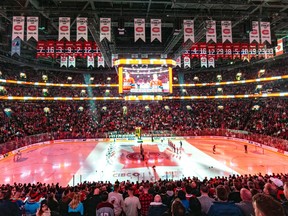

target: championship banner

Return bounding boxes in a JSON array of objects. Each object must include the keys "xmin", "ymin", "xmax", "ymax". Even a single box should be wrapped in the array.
[
  {"xmin": 207, "ymin": 44, "xmax": 215, "ymax": 68},
  {"xmin": 250, "ymin": 21, "xmax": 260, "ymax": 43},
  {"xmin": 100, "ymin": 18, "xmax": 111, "ymax": 42},
  {"xmin": 93, "ymin": 42, "xmax": 101, "ymax": 57},
  {"xmin": 183, "ymin": 20, "xmax": 194, "ymax": 43},
  {"xmin": 98, "ymin": 56, "xmax": 105, "ymax": 67},
  {"xmin": 276, "ymin": 39, "xmax": 284, "ymax": 56},
  {"xmin": 221, "ymin": 21, "xmax": 232, "ymax": 43},
  {"xmin": 134, "ymin": 18, "xmax": 145, "ymax": 42},
  {"xmin": 111, "ymin": 54, "xmax": 118, "ymax": 67},
  {"xmin": 11, "ymin": 38, "xmax": 21, "ymax": 56},
  {"xmin": 151, "ymin": 19, "xmax": 161, "ymax": 42},
  {"xmin": 249, "ymin": 43, "xmax": 257, "ymax": 59},
  {"xmin": 200, "ymin": 56, "xmax": 207, "ymax": 68},
  {"xmin": 46, "ymin": 41, "xmax": 55, "ymax": 58},
  {"xmin": 65, "ymin": 41, "xmax": 74, "ymax": 56},
  {"xmin": 60, "ymin": 56, "xmax": 68, "ymax": 67},
  {"xmin": 208, "ymin": 56, "xmax": 215, "ymax": 68},
  {"xmin": 223, "ymin": 43, "xmax": 232, "ymax": 59},
  {"xmin": 182, "ymin": 50, "xmax": 190, "ymax": 68},
  {"xmin": 27, "ymin": 17, "xmax": 38, "ymax": 41},
  {"xmin": 83, "ymin": 41, "xmax": 93, "ymax": 58},
  {"xmin": 68, "ymin": 55, "xmax": 76, "ymax": 67},
  {"xmin": 74, "ymin": 41, "xmax": 83, "ymax": 58},
  {"xmin": 260, "ymin": 22, "xmax": 271, "ymax": 44},
  {"xmin": 175, "ymin": 56, "xmax": 181, "ymax": 67},
  {"xmin": 258, "ymin": 44, "xmax": 265, "ymax": 59},
  {"xmin": 12, "ymin": 16, "xmax": 25, "ymax": 41},
  {"xmin": 190, "ymin": 43, "xmax": 199, "ymax": 59},
  {"xmin": 233, "ymin": 43, "xmax": 241, "ymax": 59},
  {"xmin": 76, "ymin": 17, "xmax": 88, "ymax": 41},
  {"xmin": 206, "ymin": 20, "xmax": 216, "ymax": 43},
  {"xmin": 58, "ymin": 17, "xmax": 70, "ymax": 41},
  {"xmin": 241, "ymin": 43, "xmax": 249, "ymax": 61},
  {"xmin": 55, "ymin": 41, "xmax": 65, "ymax": 58},
  {"xmin": 216, "ymin": 43, "xmax": 224, "ymax": 59},
  {"xmin": 87, "ymin": 56, "xmax": 94, "ymax": 68},
  {"xmin": 36, "ymin": 41, "xmax": 46, "ymax": 58}
]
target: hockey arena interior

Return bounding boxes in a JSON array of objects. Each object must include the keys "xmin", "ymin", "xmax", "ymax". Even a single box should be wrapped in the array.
[{"xmin": 0, "ymin": 0, "xmax": 288, "ymax": 215}]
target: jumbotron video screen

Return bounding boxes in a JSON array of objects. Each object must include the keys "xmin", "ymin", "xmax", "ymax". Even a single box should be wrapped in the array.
[{"xmin": 121, "ymin": 66, "xmax": 170, "ymax": 94}]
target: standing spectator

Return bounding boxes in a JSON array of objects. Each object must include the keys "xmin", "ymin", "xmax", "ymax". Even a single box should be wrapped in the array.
[
  {"xmin": 236, "ymin": 188, "xmax": 254, "ymax": 216},
  {"xmin": 252, "ymin": 193, "xmax": 285, "ymax": 216},
  {"xmin": 177, "ymin": 190, "xmax": 189, "ymax": 213},
  {"xmin": 96, "ymin": 191, "xmax": 114, "ymax": 216},
  {"xmin": 85, "ymin": 188, "xmax": 102, "ymax": 216},
  {"xmin": 59, "ymin": 188, "xmax": 73, "ymax": 216},
  {"xmin": 188, "ymin": 196, "xmax": 203, "ymax": 216},
  {"xmin": 208, "ymin": 185, "xmax": 243, "ymax": 216},
  {"xmin": 24, "ymin": 192, "xmax": 40, "ymax": 216},
  {"xmin": 36, "ymin": 200, "xmax": 51, "ymax": 216},
  {"xmin": 148, "ymin": 194, "xmax": 168, "ymax": 216},
  {"xmin": 139, "ymin": 183, "xmax": 153, "ymax": 216},
  {"xmin": 124, "ymin": 187, "xmax": 141, "ymax": 216},
  {"xmin": 0, "ymin": 189, "xmax": 21, "ymax": 216},
  {"xmin": 281, "ymin": 182, "xmax": 288, "ymax": 216},
  {"xmin": 47, "ymin": 192, "xmax": 59, "ymax": 214},
  {"xmin": 68, "ymin": 193, "xmax": 84, "ymax": 216},
  {"xmin": 197, "ymin": 184, "xmax": 214, "ymax": 215},
  {"xmin": 108, "ymin": 184, "xmax": 124, "ymax": 216}
]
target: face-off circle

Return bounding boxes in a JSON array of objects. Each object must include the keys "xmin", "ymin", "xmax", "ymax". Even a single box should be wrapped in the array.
[{"xmin": 126, "ymin": 152, "xmax": 169, "ymax": 161}]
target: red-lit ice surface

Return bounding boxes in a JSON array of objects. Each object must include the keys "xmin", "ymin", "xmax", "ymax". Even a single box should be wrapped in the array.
[{"xmin": 1, "ymin": 137, "xmax": 288, "ymax": 185}]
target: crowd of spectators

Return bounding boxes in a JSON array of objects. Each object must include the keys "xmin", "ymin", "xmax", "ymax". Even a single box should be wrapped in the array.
[
  {"xmin": 0, "ymin": 58, "xmax": 287, "ymax": 150},
  {"xmin": 1, "ymin": 172, "xmax": 288, "ymax": 215}
]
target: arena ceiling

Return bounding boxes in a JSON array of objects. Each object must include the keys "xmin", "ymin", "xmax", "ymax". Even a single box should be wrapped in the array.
[{"xmin": 0, "ymin": 0, "xmax": 288, "ymax": 69}]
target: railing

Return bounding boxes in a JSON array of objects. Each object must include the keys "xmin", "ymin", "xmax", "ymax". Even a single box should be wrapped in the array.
[{"xmin": 0, "ymin": 129, "xmax": 287, "ymax": 155}]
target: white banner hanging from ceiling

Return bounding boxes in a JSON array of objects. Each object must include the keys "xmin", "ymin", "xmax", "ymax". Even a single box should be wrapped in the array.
[
  {"xmin": 12, "ymin": 16, "xmax": 25, "ymax": 41},
  {"xmin": 260, "ymin": 22, "xmax": 271, "ymax": 44},
  {"xmin": 250, "ymin": 21, "xmax": 260, "ymax": 43},
  {"xmin": 206, "ymin": 20, "xmax": 216, "ymax": 43},
  {"xmin": 176, "ymin": 56, "xmax": 181, "ymax": 67},
  {"xmin": 60, "ymin": 56, "xmax": 68, "ymax": 67},
  {"xmin": 58, "ymin": 17, "xmax": 70, "ymax": 41},
  {"xmin": 68, "ymin": 55, "xmax": 75, "ymax": 67},
  {"xmin": 134, "ymin": 18, "xmax": 145, "ymax": 42},
  {"xmin": 100, "ymin": 18, "xmax": 111, "ymax": 42},
  {"xmin": 98, "ymin": 56, "xmax": 105, "ymax": 67},
  {"xmin": 221, "ymin": 20, "xmax": 232, "ymax": 43},
  {"xmin": 151, "ymin": 19, "xmax": 161, "ymax": 42},
  {"xmin": 208, "ymin": 56, "xmax": 215, "ymax": 68},
  {"xmin": 27, "ymin": 17, "xmax": 38, "ymax": 41},
  {"xmin": 76, "ymin": 17, "xmax": 88, "ymax": 41},
  {"xmin": 201, "ymin": 56, "xmax": 208, "ymax": 68},
  {"xmin": 183, "ymin": 56, "xmax": 190, "ymax": 68},
  {"xmin": 184, "ymin": 20, "xmax": 194, "ymax": 43},
  {"xmin": 87, "ymin": 56, "xmax": 94, "ymax": 68}
]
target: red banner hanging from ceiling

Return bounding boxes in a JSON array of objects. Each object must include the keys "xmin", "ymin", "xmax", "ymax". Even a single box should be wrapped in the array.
[{"xmin": 36, "ymin": 41, "xmax": 46, "ymax": 58}]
